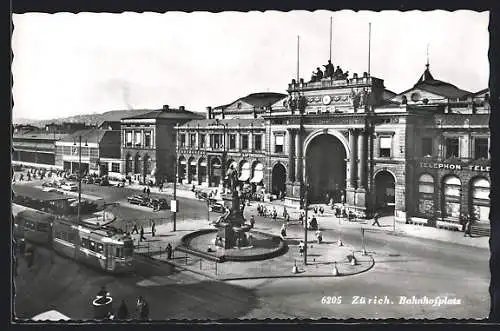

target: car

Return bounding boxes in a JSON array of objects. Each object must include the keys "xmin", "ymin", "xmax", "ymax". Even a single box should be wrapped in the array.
[
  {"xmin": 149, "ymin": 198, "xmax": 169, "ymax": 210},
  {"xmin": 195, "ymin": 190, "xmax": 209, "ymax": 200},
  {"xmin": 42, "ymin": 187, "xmax": 58, "ymax": 193},
  {"xmin": 82, "ymin": 176, "xmax": 94, "ymax": 184},
  {"xmin": 61, "ymin": 182, "xmax": 78, "ymax": 191},
  {"xmin": 127, "ymin": 195, "xmax": 149, "ymax": 206},
  {"xmin": 66, "ymin": 174, "xmax": 78, "ymax": 181},
  {"xmin": 42, "ymin": 181, "xmax": 58, "ymax": 188},
  {"xmin": 209, "ymin": 201, "xmax": 226, "ymax": 213},
  {"xmin": 99, "ymin": 177, "xmax": 110, "ymax": 186},
  {"xmin": 116, "ymin": 181, "xmax": 125, "ymax": 187}
]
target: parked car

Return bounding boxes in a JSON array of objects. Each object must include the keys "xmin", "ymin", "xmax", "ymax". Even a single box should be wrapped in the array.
[
  {"xmin": 116, "ymin": 181, "xmax": 125, "ymax": 187},
  {"xmin": 195, "ymin": 190, "xmax": 209, "ymax": 200},
  {"xmin": 82, "ymin": 176, "xmax": 94, "ymax": 184},
  {"xmin": 42, "ymin": 181, "xmax": 58, "ymax": 188},
  {"xmin": 127, "ymin": 195, "xmax": 149, "ymax": 206},
  {"xmin": 99, "ymin": 177, "xmax": 110, "ymax": 186},
  {"xmin": 149, "ymin": 198, "xmax": 169, "ymax": 210},
  {"xmin": 208, "ymin": 201, "xmax": 226, "ymax": 213},
  {"xmin": 66, "ymin": 174, "xmax": 78, "ymax": 181},
  {"xmin": 42, "ymin": 187, "xmax": 58, "ymax": 193},
  {"xmin": 61, "ymin": 182, "xmax": 78, "ymax": 191}
]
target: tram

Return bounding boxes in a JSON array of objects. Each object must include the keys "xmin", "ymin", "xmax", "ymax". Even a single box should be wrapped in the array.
[{"xmin": 12, "ymin": 203, "xmax": 134, "ymax": 274}]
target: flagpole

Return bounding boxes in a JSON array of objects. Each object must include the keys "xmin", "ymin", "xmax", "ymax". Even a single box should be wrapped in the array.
[
  {"xmin": 329, "ymin": 17, "xmax": 333, "ymax": 62},
  {"xmin": 368, "ymin": 22, "xmax": 372, "ymax": 76},
  {"xmin": 297, "ymin": 35, "xmax": 300, "ymax": 82}
]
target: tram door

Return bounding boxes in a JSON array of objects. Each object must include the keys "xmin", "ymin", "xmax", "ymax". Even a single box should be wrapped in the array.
[{"xmin": 105, "ymin": 245, "xmax": 116, "ymax": 271}]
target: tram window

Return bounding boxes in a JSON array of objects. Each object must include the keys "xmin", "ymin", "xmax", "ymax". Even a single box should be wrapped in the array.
[
  {"xmin": 67, "ymin": 233, "xmax": 77, "ymax": 243},
  {"xmin": 89, "ymin": 240, "xmax": 96, "ymax": 251},
  {"xmin": 96, "ymin": 243, "xmax": 104, "ymax": 253},
  {"xmin": 37, "ymin": 223, "xmax": 50, "ymax": 232},
  {"xmin": 81, "ymin": 238, "xmax": 88, "ymax": 248},
  {"xmin": 115, "ymin": 247, "xmax": 123, "ymax": 258}
]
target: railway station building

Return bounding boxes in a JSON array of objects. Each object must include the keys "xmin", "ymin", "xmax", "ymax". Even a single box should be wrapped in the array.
[{"xmin": 176, "ymin": 62, "xmax": 489, "ymax": 230}]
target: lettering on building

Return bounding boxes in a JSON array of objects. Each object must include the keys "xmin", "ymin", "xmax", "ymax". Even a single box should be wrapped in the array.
[{"xmin": 419, "ymin": 162, "xmax": 490, "ymax": 172}]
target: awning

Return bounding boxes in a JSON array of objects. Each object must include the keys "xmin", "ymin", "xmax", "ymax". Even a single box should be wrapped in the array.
[
  {"xmin": 239, "ymin": 163, "xmax": 251, "ymax": 181},
  {"xmin": 250, "ymin": 163, "xmax": 264, "ymax": 183},
  {"xmin": 179, "ymin": 159, "xmax": 187, "ymax": 165},
  {"xmin": 199, "ymin": 160, "xmax": 207, "ymax": 166},
  {"xmin": 190, "ymin": 160, "xmax": 197, "ymax": 166}
]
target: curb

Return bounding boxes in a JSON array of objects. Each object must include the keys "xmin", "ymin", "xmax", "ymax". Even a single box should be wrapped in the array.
[{"xmin": 146, "ymin": 251, "xmax": 375, "ymax": 282}]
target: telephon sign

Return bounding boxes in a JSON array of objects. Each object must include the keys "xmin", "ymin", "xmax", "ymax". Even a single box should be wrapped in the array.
[{"xmin": 419, "ymin": 162, "xmax": 490, "ymax": 172}]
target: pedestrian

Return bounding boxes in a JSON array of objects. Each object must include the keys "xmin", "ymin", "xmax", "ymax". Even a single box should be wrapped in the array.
[
  {"xmin": 131, "ymin": 223, "xmax": 139, "ymax": 234},
  {"xmin": 464, "ymin": 216, "xmax": 473, "ymax": 237},
  {"xmin": 159, "ymin": 182, "xmax": 163, "ymax": 192},
  {"xmin": 372, "ymin": 211, "xmax": 381, "ymax": 227},
  {"xmin": 151, "ymin": 220, "xmax": 156, "ymax": 237},
  {"xmin": 285, "ymin": 213, "xmax": 290, "ymax": 224},
  {"xmin": 143, "ymin": 187, "xmax": 147, "ymax": 194},
  {"xmin": 139, "ymin": 226, "xmax": 146, "ymax": 242},
  {"xmin": 313, "ymin": 206, "xmax": 318, "ymax": 215},
  {"xmin": 298, "ymin": 212, "xmax": 304, "ymax": 226},
  {"xmin": 309, "ymin": 216, "xmax": 318, "ymax": 230},
  {"xmin": 166, "ymin": 243, "xmax": 173, "ymax": 259},
  {"xmin": 147, "ymin": 187, "xmax": 151, "ymax": 197},
  {"xmin": 319, "ymin": 206, "xmax": 324, "ymax": 215},
  {"xmin": 136, "ymin": 296, "xmax": 149, "ymax": 320},
  {"xmin": 272, "ymin": 208, "xmax": 277, "ymax": 222},
  {"xmin": 116, "ymin": 300, "xmax": 129, "ymax": 320},
  {"xmin": 250, "ymin": 215, "xmax": 255, "ymax": 228},
  {"xmin": 280, "ymin": 223, "xmax": 287, "ymax": 239},
  {"xmin": 283, "ymin": 207, "xmax": 288, "ymax": 218},
  {"xmin": 316, "ymin": 230, "xmax": 323, "ymax": 244},
  {"xmin": 299, "ymin": 240, "xmax": 305, "ymax": 256}
]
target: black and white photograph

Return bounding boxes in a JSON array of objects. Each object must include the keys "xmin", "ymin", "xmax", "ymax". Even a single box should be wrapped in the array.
[{"xmin": 10, "ymin": 9, "xmax": 495, "ymax": 321}]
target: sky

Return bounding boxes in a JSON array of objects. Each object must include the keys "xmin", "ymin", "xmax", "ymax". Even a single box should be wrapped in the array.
[{"xmin": 12, "ymin": 10, "xmax": 489, "ymax": 121}]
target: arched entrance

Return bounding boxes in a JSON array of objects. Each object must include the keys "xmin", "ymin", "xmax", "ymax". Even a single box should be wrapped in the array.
[
  {"xmin": 198, "ymin": 157, "xmax": 207, "ymax": 185},
  {"xmin": 178, "ymin": 156, "xmax": 186, "ymax": 183},
  {"xmin": 469, "ymin": 177, "xmax": 490, "ymax": 223},
  {"xmin": 442, "ymin": 175, "xmax": 461, "ymax": 219},
  {"xmin": 125, "ymin": 154, "xmax": 133, "ymax": 174},
  {"xmin": 374, "ymin": 171, "xmax": 396, "ymax": 213},
  {"xmin": 134, "ymin": 154, "xmax": 141, "ymax": 174},
  {"xmin": 210, "ymin": 157, "xmax": 222, "ymax": 187},
  {"xmin": 305, "ymin": 134, "xmax": 346, "ymax": 202},
  {"xmin": 271, "ymin": 163, "xmax": 286, "ymax": 196},
  {"xmin": 188, "ymin": 157, "xmax": 196, "ymax": 184},
  {"xmin": 143, "ymin": 154, "xmax": 150, "ymax": 182}
]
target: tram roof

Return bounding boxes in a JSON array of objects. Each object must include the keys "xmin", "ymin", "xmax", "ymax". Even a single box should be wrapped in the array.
[{"xmin": 12, "ymin": 185, "xmax": 71, "ymax": 201}]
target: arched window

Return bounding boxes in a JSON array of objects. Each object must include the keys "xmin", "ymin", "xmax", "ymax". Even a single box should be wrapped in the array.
[
  {"xmin": 442, "ymin": 175, "xmax": 461, "ymax": 219},
  {"xmin": 125, "ymin": 154, "xmax": 133, "ymax": 174},
  {"xmin": 417, "ymin": 173, "xmax": 434, "ymax": 216},
  {"xmin": 134, "ymin": 154, "xmax": 141, "ymax": 174},
  {"xmin": 470, "ymin": 177, "xmax": 490, "ymax": 223}
]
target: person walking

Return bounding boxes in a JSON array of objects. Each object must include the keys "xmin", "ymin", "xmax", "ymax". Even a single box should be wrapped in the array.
[
  {"xmin": 250, "ymin": 215, "xmax": 255, "ymax": 229},
  {"xmin": 280, "ymin": 223, "xmax": 287, "ymax": 239},
  {"xmin": 272, "ymin": 208, "xmax": 277, "ymax": 222},
  {"xmin": 139, "ymin": 226, "xmax": 146, "ymax": 242},
  {"xmin": 146, "ymin": 187, "xmax": 151, "ymax": 197},
  {"xmin": 372, "ymin": 211, "xmax": 381, "ymax": 227},
  {"xmin": 166, "ymin": 243, "xmax": 173, "ymax": 260},
  {"xmin": 315, "ymin": 230, "xmax": 323, "ymax": 244},
  {"xmin": 136, "ymin": 296, "xmax": 149, "ymax": 320},
  {"xmin": 151, "ymin": 220, "xmax": 156, "ymax": 237},
  {"xmin": 131, "ymin": 222, "xmax": 139, "ymax": 234},
  {"xmin": 298, "ymin": 240, "xmax": 305, "ymax": 256},
  {"xmin": 116, "ymin": 300, "xmax": 129, "ymax": 320},
  {"xmin": 464, "ymin": 216, "xmax": 473, "ymax": 237},
  {"xmin": 143, "ymin": 187, "xmax": 147, "ymax": 195}
]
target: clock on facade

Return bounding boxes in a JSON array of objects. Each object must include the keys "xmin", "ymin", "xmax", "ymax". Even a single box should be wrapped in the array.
[{"xmin": 322, "ymin": 95, "xmax": 331, "ymax": 105}]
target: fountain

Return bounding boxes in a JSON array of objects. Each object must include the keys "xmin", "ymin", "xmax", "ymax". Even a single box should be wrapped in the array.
[{"xmin": 214, "ymin": 165, "xmax": 251, "ymax": 249}]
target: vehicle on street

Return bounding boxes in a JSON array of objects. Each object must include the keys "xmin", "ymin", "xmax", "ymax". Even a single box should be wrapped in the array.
[
  {"xmin": 60, "ymin": 182, "xmax": 78, "ymax": 192},
  {"xmin": 42, "ymin": 181, "xmax": 58, "ymax": 188},
  {"xmin": 66, "ymin": 174, "xmax": 78, "ymax": 181},
  {"xmin": 127, "ymin": 195, "xmax": 149, "ymax": 206},
  {"xmin": 42, "ymin": 187, "xmax": 58, "ymax": 193},
  {"xmin": 82, "ymin": 176, "xmax": 94, "ymax": 184},
  {"xmin": 195, "ymin": 190, "xmax": 209, "ymax": 200},
  {"xmin": 99, "ymin": 177, "xmax": 110, "ymax": 186},
  {"xmin": 148, "ymin": 198, "xmax": 169, "ymax": 210},
  {"xmin": 208, "ymin": 201, "xmax": 226, "ymax": 213}
]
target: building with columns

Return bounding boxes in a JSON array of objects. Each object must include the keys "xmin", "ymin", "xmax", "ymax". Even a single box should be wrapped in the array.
[
  {"xmin": 120, "ymin": 105, "xmax": 204, "ymax": 185},
  {"xmin": 176, "ymin": 63, "xmax": 489, "ymax": 230}
]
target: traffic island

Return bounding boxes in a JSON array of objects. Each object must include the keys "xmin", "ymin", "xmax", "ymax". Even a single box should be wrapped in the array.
[{"xmin": 177, "ymin": 228, "xmax": 288, "ymax": 262}]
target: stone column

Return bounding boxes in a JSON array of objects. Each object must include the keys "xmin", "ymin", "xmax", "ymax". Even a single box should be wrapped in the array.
[
  {"xmin": 357, "ymin": 130, "xmax": 367, "ymax": 189},
  {"xmin": 295, "ymin": 130, "xmax": 302, "ymax": 182},
  {"xmin": 348, "ymin": 129, "xmax": 358, "ymax": 188},
  {"xmin": 288, "ymin": 129, "xmax": 295, "ymax": 182}
]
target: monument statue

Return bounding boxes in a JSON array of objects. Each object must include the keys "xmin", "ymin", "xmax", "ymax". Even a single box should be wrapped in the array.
[{"xmin": 323, "ymin": 60, "xmax": 334, "ymax": 78}]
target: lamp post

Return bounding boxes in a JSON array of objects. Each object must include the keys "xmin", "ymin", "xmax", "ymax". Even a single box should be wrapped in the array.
[
  {"xmin": 74, "ymin": 136, "xmax": 88, "ymax": 224},
  {"xmin": 173, "ymin": 123, "xmax": 179, "ymax": 232}
]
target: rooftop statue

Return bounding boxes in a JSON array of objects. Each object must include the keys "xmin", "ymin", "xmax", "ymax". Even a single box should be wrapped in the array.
[
  {"xmin": 316, "ymin": 67, "xmax": 324, "ymax": 80},
  {"xmin": 333, "ymin": 66, "xmax": 344, "ymax": 80},
  {"xmin": 323, "ymin": 60, "xmax": 334, "ymax": 78}
]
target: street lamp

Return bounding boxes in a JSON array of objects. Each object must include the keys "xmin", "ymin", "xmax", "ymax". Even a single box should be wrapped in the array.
[{"xmin": 73, "ymin": 136, "xmax": 88, "ymax": 224}]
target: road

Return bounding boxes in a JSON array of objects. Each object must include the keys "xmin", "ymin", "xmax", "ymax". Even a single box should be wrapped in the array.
[{"xmin": 12, "ymin": 180, "xmax": 490, "ymax": 319}]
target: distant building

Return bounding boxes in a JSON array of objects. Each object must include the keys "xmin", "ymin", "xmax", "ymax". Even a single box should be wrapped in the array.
[
  {"xmin": 55, "ymin": 128, "xmax": 121, "ymax": 176},
  {"xmin": 121, "ymin": 105, "xmax": 204, "ymax": 184},
  {"xmin": 44, "ymin": 122, "xmax": 90, "ymax": 134},
  {"xmin": 12, "ymin": 132, "xmax": 68, "ymax": 169},
  {"xmin": 175, "ymin": 92, "xmax": 286, "ymax": 187},
  {"xmin": 13, "ymin": 124, "xmax": 40, "ymax": 134}
]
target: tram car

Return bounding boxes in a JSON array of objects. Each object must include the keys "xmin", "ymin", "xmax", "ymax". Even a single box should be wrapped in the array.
[
  {"xmin": 12, "ymin": 203, "xmax": 134, "ymax": 274},
  {"xmin": 52, "ymin": 219, "xmax": 134, "ymax": 273},
  {"xmin": 13, "ymin": 207, "xmax": 54, "ymax": 245}
]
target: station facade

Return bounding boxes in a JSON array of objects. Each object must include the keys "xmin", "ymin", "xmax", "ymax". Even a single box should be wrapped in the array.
[{"xmin": 176, "ymin": 64, "xmax": 490, "ymax": 228}]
